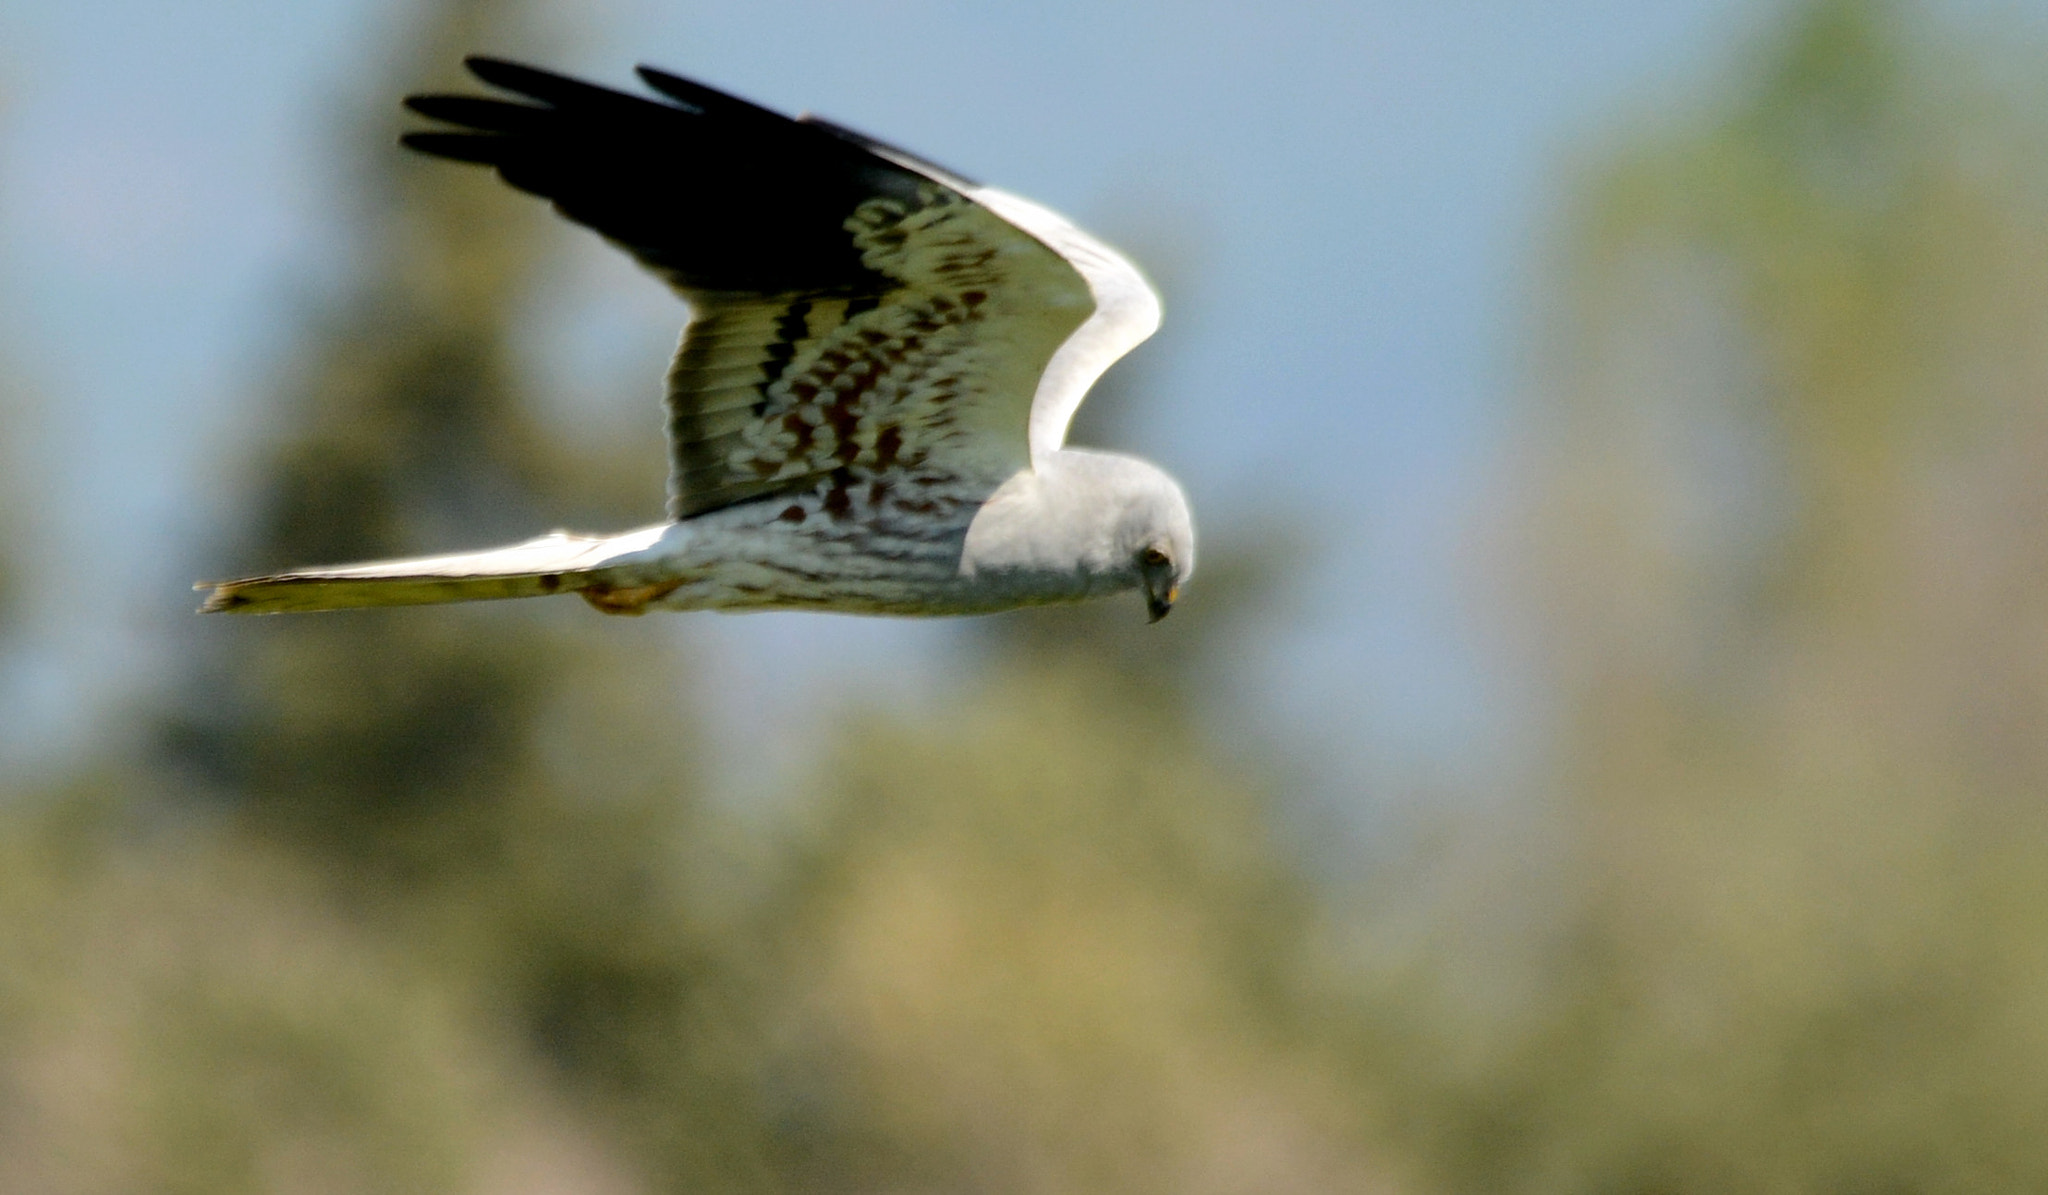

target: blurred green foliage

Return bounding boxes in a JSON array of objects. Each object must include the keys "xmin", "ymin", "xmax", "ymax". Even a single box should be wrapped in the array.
[
  {"xmin": 1378, "ymin": 2, "xmax": 2048, "ymax": 1191},
  {"xmin": 5, "ymin": 0, "xmax": 2048, "ymax": 1191}
]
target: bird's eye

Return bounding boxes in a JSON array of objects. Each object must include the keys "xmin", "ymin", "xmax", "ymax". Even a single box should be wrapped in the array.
[{"xmin": 1141, "ymin": 547, "xmax": 1170, "ymax": 568}]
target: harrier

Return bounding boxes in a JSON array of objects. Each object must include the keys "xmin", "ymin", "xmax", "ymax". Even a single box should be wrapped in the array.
[{"xmin": 199, "ymin": 58, "xmax": 1193, "ymax": 621}]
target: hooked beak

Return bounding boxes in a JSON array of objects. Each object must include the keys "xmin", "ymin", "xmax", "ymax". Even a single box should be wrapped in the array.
[{"xmin": 1145, "ymin": 581, "xmax": 1180, "ymax": 624}]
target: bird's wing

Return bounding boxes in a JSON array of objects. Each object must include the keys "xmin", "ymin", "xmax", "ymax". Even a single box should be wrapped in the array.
[
  {"xmin": 403, "ymin": 58, "xmax": 1159, "ymax": 519},
  {"xmin": 963, "ymin": 186, "xmax": 1162, "ymax": 465}
]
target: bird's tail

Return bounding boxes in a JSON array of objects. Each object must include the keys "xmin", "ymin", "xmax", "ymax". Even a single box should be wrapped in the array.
[{"xmin": 196, "ymin": 526, "xmax": 669, "ymax": 614}]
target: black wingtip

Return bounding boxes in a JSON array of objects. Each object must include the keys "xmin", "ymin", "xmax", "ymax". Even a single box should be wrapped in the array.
[
  {"xmin": 462, "ymin": 54, "xmax": 523, "ymax": 84},
  {"xmin": 398, "ymin": 131, "xmax": 506, "ymax": 165},
  {"xmin": 799, "ymin": 115, "xmax": 981, "ymax": 190},
  {"xmin": 457, "ymin": 55, "xmax": 607, "ymax": 108},
  {"xmin": 633, "ymin": 64, "xmax": 716, "ymax": 115},
  {"xmin": 398, "ymin": 57, "xmax": 529, "ymax": 126},
  {"xmin": 635, "ymin": 65, "xmax": 824, "ymax": 129},
  {"xmin": 467, "ymin": 55, "xmax": 549, "ymax": 94}
]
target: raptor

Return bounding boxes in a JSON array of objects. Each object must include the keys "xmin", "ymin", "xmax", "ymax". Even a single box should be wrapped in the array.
[{"xmin": 198, "ymin": 58, "xmax": 1193, "ymax": 622}]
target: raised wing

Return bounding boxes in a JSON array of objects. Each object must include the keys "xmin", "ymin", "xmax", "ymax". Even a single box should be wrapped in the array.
[
  {"xmin": 403, "ymin": 58, "xmax": 1157, "ymax": 519},
  {"xmin": 969, "ymin": 187, "xmax": 1162, "ymax": 464}
]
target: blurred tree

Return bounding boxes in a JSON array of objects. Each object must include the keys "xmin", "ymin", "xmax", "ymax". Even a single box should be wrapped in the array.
[
  {"xmin": 1402, "ymin": 1, "xmax": 2048, "ymax": 1190},
  {"xmin": 144, "ymin": 1, "xmax": 778, "ymax": 1189},
  {"xmin": 750, "ymin": 659, "xmax": 1393, "ymax": 1193},
  {"xmin": 0, "ymin": 789, "xmax": 579, "ymax": 1195}
]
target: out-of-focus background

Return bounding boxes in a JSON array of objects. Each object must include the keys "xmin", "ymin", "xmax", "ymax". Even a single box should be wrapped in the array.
[{"xmin": 4, "ymin": 0, "xmax": 2048, "ymax": 1189}]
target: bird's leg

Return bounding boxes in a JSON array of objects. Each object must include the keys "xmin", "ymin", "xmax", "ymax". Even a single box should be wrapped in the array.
[{"xmin": 578, "ymin": 578, "xmax": 684, "ymax": 616}]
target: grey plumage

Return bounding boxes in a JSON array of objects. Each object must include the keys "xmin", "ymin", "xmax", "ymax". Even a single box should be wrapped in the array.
[{"xmin": 198, "ymin": 59, "xmax": 1194, "ymax": 622}]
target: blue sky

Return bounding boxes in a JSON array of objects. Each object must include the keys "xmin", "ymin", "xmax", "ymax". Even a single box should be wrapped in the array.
[{"xmin": 0, "ymin": 0, "xmax": 1793, "ymax": 791}]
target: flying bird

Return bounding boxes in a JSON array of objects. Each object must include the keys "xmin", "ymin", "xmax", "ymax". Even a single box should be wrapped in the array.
[{"xmin": 198, "ymin": 58, "xmax": 1193, "ymax": 622}]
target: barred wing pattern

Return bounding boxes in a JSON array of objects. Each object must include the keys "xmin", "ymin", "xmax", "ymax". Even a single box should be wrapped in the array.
[
  {"xmin": 662, "ymin": 189, "xmax": 1088, "ymax": 517},
  {"xmin": 403, "ymin": 58, "xmax": 1148, "ymax": 523}
]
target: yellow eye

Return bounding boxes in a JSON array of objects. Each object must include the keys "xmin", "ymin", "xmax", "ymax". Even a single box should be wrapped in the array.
[{"xmin": 1141, "ymin": 547, "xmax": 1170, "ymax": 568}]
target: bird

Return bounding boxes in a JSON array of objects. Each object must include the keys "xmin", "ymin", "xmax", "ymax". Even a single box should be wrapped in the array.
[{"xmin": 197, "ymin": 57, "xmax": 1193, "ymax": 623}]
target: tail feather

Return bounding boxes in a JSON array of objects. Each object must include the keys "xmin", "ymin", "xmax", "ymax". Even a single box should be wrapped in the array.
[{"xmin": 196, "ymin": 527, "xmax": 666, "ymax": 614}]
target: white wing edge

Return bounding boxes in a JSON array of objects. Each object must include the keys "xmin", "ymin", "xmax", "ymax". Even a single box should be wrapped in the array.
[{"xmin": 968, "ymin": 186, "xmax": 1163, "ymax": 465}]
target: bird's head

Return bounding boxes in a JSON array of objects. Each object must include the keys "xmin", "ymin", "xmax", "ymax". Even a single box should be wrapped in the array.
[
  {"xmin": 1111, "ymin": 459, "xmax": 1195, "ymax": 623},
  {"xmin": 959, "ymin": 449, "xmax": 1195, "ymax": 619}
]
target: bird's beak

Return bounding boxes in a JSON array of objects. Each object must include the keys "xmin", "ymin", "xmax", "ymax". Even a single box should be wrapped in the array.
[{"xmin": 1146, "ymin": 581, "xmax": 1179, "ymax": 624}]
